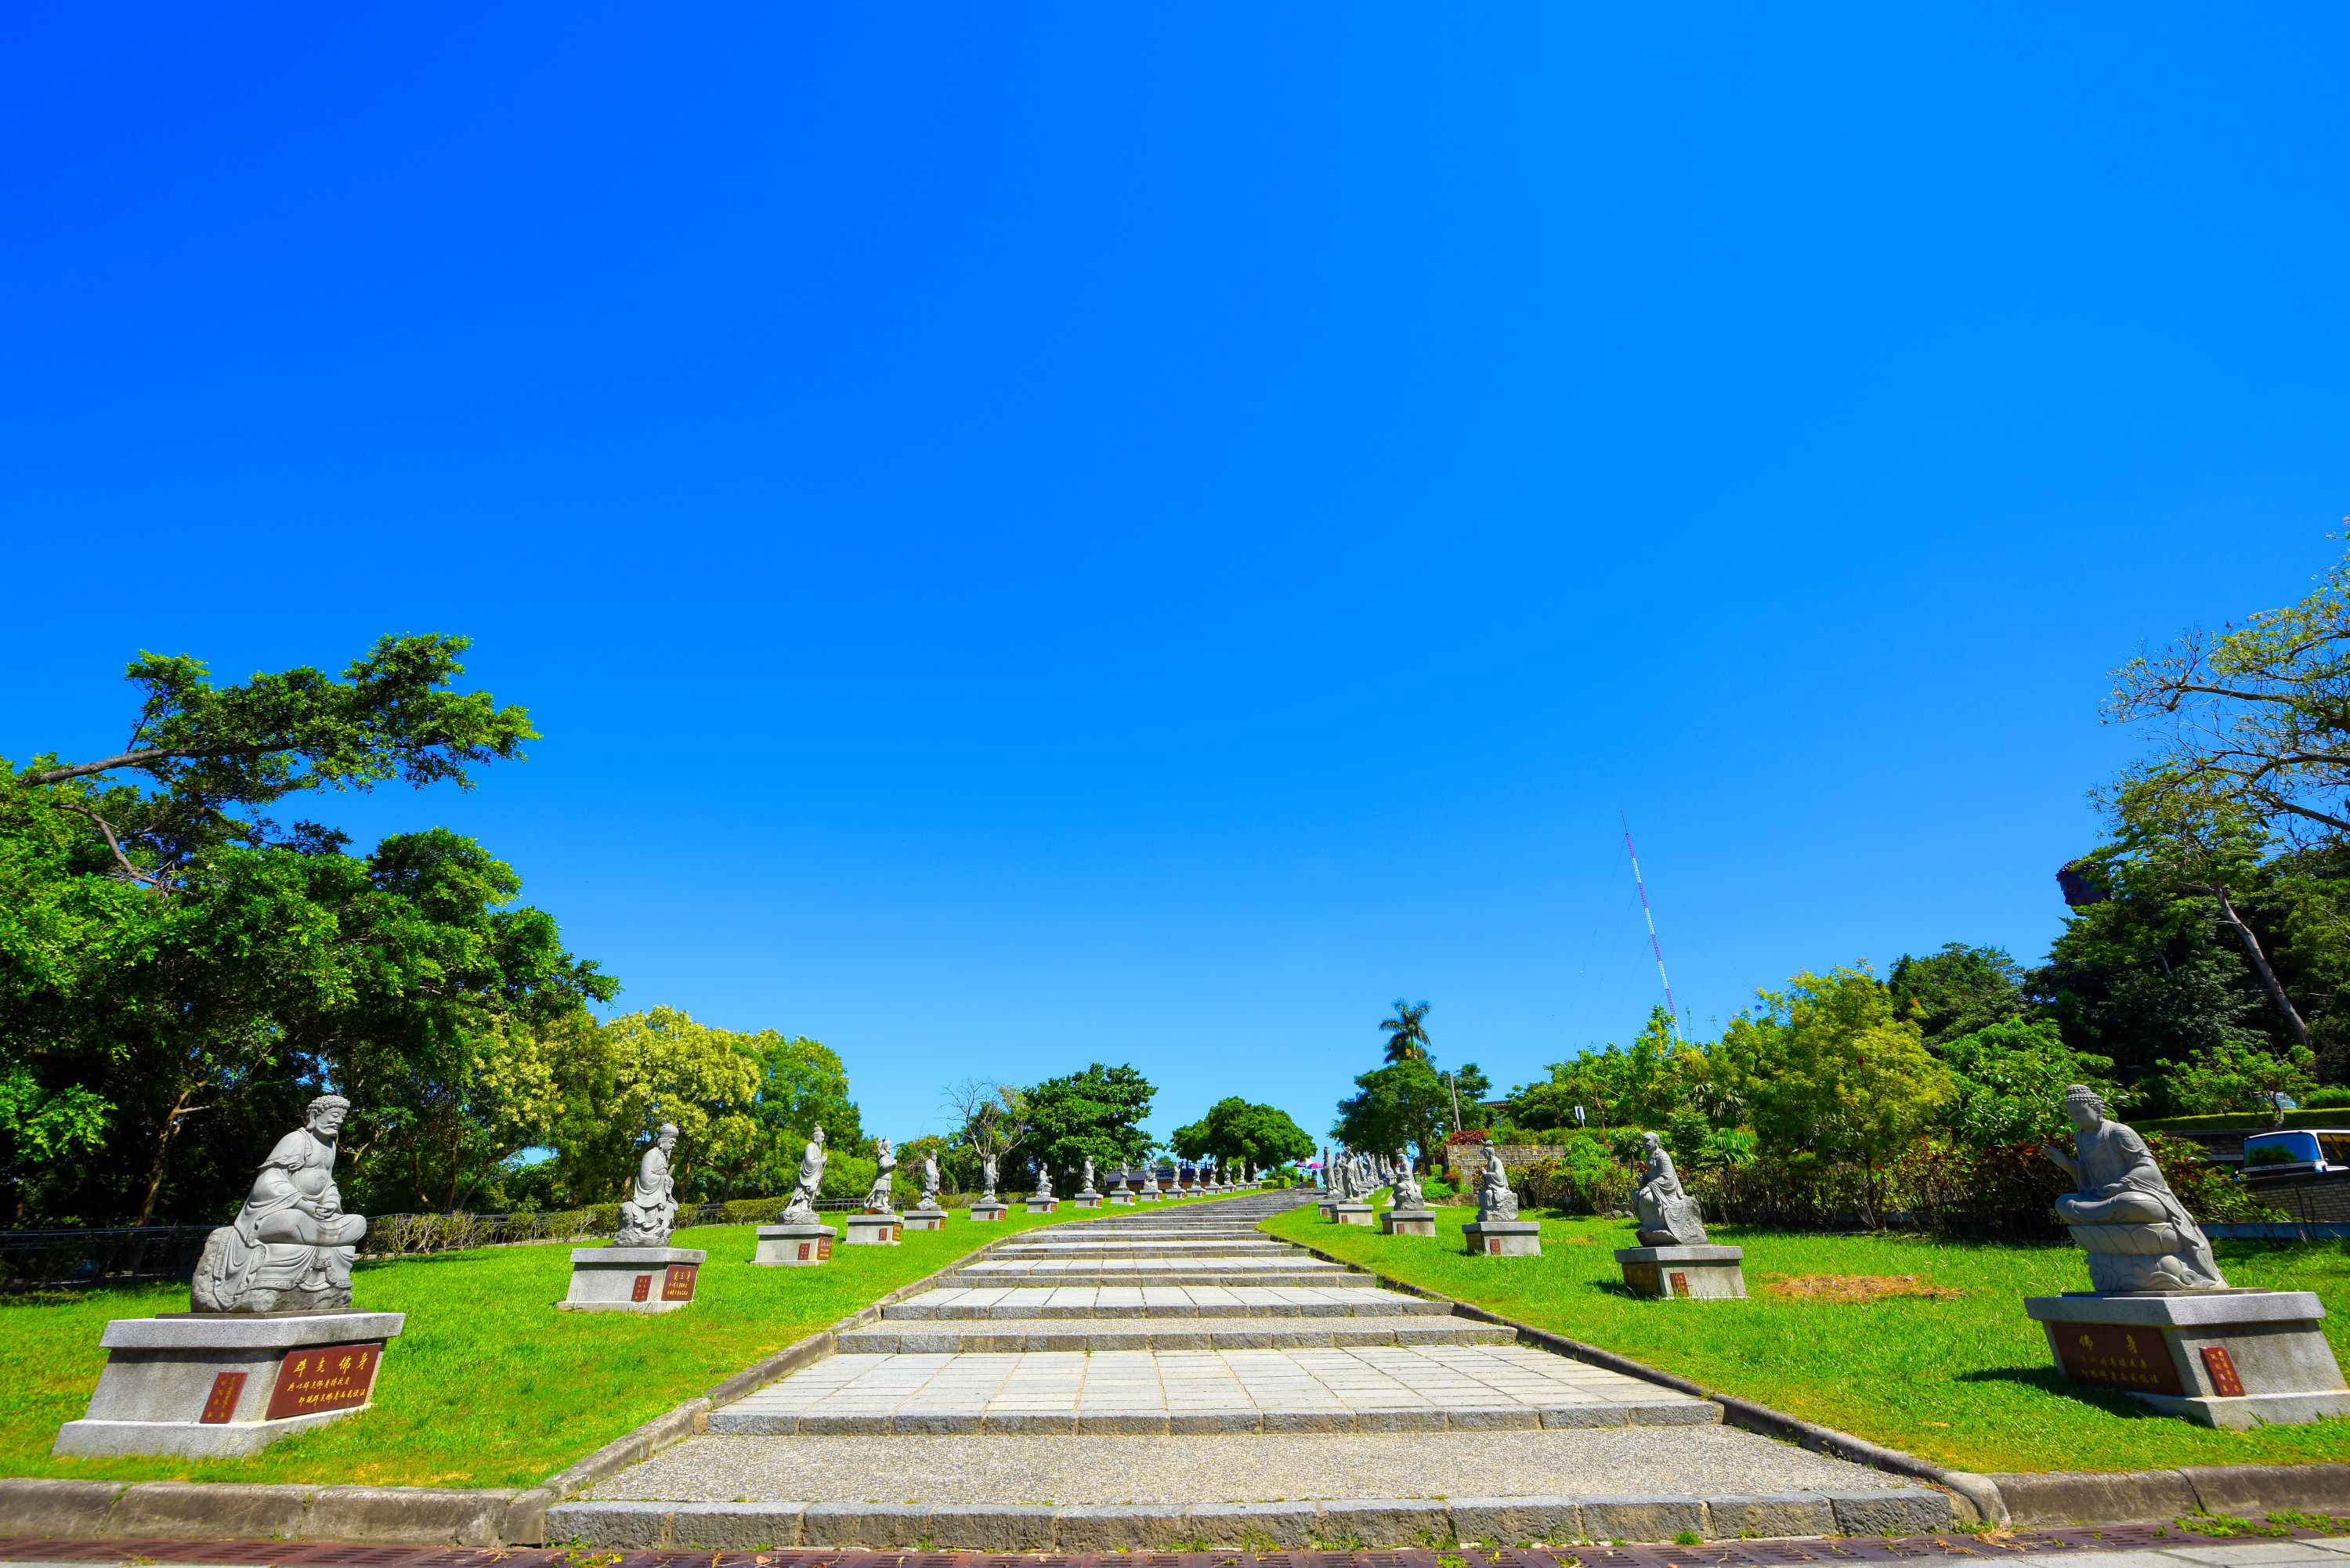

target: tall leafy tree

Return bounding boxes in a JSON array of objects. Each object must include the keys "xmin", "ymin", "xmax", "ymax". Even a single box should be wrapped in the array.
[
  {"xmin": 1888, "ymin": 944, "xmax": 2027, "ymax": 1046},
  {"xmin": 1012, "ymin": 1063, "xmax": 1155, "ymax": 1180},
  {"xmin": 0, "ymin": 637, "xmax": 609, "ymax": 1223},
  {"xmin": 1170, "ymin": 1097, "xmax": 1314, "ymax": 1170},
  {"xmin": 1333, "ymin": 1057, "xmax": 1456, "ymax": 1165}
]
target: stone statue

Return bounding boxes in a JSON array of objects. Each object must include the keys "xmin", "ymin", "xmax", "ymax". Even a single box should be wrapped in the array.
[
  {"xmin": 779, "ymin": 1125, "xmax": 827, "ymax": 1223},
  {"xmin": 1477, "ymin": 1144, "xmax": 1520, "ymax": 1222},
  {"xmin": 919, "ymin": 1151, "xmax": 942, "ymax": 1207},
  {"xmin": 867, "ymin": 1138, "xmax": 898, "ymax": 1212},
  {"xmin": 1142, "ymin": 1162, "xmax": 1160, "ymax": 1194},
  {"xmin": 2043, "ymin": 1084, "xmax": 2227, "ymax": 1292},
  {"xmin": 614, "ymin": 1123, "xmax": 681, "ymax": 1245},
  {"xmin": 1393, "ymin": 1151, "xmax": 1424, "ymax": 1211},
  {"xmin": 1328, "ymin": 1153, "xmax": 1349, "ymax": 1201},
  {"xmin": 193, "ymin": 1094, "xmax": 369, "ymax": 1313},
  {"xmin": 980, "ymin": 1151, "xmax": 1000, "ymax": 1202},
  {"xmin": 1033, "ymin": 1160, "xmax": 1054, "ymax": 1200},
  {"xmin": 1632, "ymin": 1133, "xmax": 1708, "ymax": 1246},
  {"xmin": 1082, "ymin": 1155, "xmax": 1096, "ymax": 1191}
]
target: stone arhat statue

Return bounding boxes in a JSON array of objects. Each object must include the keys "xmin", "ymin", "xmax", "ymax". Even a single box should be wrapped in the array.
[
  {"xmin": 1032, "ymin": 1158, "xmax": 1055, "ymax": 1200},
  {"xmin": 193, "ymin": 1093, "xmax": 369, "ymax": 1313},
  {"xmin": 1477, "ymin": 1143, "xmax": 1520, "ymax": 1221},
  {"xmin": 779, "ymin": 1125, "xmax": 827, "ymax": 1223},
  {"xmin": 2043, "ymin": 1085, "xmax": 2226, "ymax": 1292},
  {"xmin": 1632, "ymin": 1131, "xmax": 1708, "ymax": 1246},
  {"xmin": 980, "ymin": 1150, "xmax": 1000, "ymax": 1201},
  {"xmin": 1392, "ymin": 1150, "xmax": 1426, "ymax": 1211},
  {"xmin": 614, "ymin": 1122, "xmax": 681, "ymax": 1245},
  {"xmin": 867, "ymin": 1138, "xmax": 899, "ymax": 1212},
  {"xmin": 920, "ymin": 1151, "xmax": 942, "ymax": 1205}
]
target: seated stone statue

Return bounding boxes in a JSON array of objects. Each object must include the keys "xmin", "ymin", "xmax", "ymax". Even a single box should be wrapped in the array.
[
  {"xmin": 1478, "ymin": 1145, "xmax": 1520, "ymax": 1220},
  {"xmin": 193, "ymin": 1094, "xmax": 369, "ymax": 1313},
  {"xmin": 614, "ymin": 1123, "xmax": 680, "ymax": 1246},
  {"xmin": 1392, "ymin": 1151, "xmax": 1426, "ymax": 1211},
  {"xmin": 2043, "ymin": 1085, "xmax": 2227, "ymax": 1292},
  {"xmin": 1033, "ymin": 1160, "xmax": 1054, "ymax": 1200},
  {"xmin": 1633, "ymin": 1132, "xmax": 1708, "ymax": 1246},
  {"xmin": 779, "ymin": 1125, "xmax": 826, "ymax": 1223}
]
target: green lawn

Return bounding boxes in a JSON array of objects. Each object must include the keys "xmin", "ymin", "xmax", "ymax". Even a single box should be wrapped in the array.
[
  {"xmin": 2, "ymin": 1196, "xmax": 1215, "ymax": 1490},
  {"xmin": 1264, "ymin": 1201, "xmax": 2350, "ymax": 1476}
]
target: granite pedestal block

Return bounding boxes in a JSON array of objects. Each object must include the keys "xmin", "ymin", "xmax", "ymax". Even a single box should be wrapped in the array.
[
  {"xmin": 1333, "ymin": 1201, "xmax": 1375, "ymax": 1227},
  {"xmin": 1464, "ymin": 1218, "xmax": 1542, "ymax": 1257},
  {"xmin": 2025, "ymin": 1288, "xmax": 2350, "ymax": 1427},
  {"xmin": 1025, "ymin": 1198, "xmax": 1058, "ymax": 1215},
  {"xmin": 1137, "ymin": 1190, "xmax": 1161, "ymax": 1202},
  {"xmin": 1616, "ymin": 1244, "xmax": 1746, "ymax": 1300},
  {"xmin": 968, "ymin": 1201, "xmax": 1008, "ymax": 1223},
  {"xmin": 1380, "ymin": 1207, "xmax": 1437, "ymax": 1237},
  {"xmin": 54, "ymin": 1310, "xmax": 405, "ymax": 1458},
  {"xmin": 842, "ymin": 1212, "xmax": 902, "ymax": 1245},
  {"xmin": 1074, "ymin": 1192, "xmax": 1101, "ymax": 1209},
  {"xmin": 1108, "ymin": 1192, "xmax": 1137, "ymax": 1205},
  {"xmin": 903, "ymin": 1205, "xmax": 948, "ymax": 1232},
  {"xmin": 1317, "ymin": 1200, "xmax": 1338, "ymax": 1221},
  {"xmin": 754, "ymin": 1221, "xmax": 836, "ymax": 1265},
  {"xmin": 560, "ymin": 1246, "xmax": 708, "ymax": 1312}
]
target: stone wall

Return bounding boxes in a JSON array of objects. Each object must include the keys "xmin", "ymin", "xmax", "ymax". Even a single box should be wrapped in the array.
[{"xmin": 1445, "ymin": 1144, "xmax": 1567, "ymax": 1184}]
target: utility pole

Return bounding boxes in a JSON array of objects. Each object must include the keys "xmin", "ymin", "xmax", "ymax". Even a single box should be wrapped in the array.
[
  {"xmin": 1622, "ymin": 814, "xmax": 1681, "ymax": 1042},
  {"xmin": 1446, "ymin": 1071, "xmax": 1462, "ymax": 1135}
]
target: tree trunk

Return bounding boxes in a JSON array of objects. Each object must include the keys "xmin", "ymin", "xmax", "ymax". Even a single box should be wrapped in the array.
[
  {"xmin": 2210, "ymin": 884, "xmax": 2312, "ymax": 1049},
  {"xmin": 136, "ymin": 1086, "xmax": 197, "ymax": 1227}
]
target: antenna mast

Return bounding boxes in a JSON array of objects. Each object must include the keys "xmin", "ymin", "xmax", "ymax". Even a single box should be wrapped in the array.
[{"xmin": 1621, "ymin": 815, "xmax": 1680, "ymax": 1041}]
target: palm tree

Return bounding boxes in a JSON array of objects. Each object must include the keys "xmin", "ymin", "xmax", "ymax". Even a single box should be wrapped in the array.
[{"xmin": 1379, "ymin": 999, "xmax": 1432, "ymax": 1062}]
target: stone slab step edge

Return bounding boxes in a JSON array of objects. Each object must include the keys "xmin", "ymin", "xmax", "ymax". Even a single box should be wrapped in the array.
[
  {"xmin": 937, "ymin": 1270, "xmax": 1370, "ymax": 1288},
  {"xmin": 544, "ymin": 1489, "xmax": 1951, "ymax": 1550},
  {"xmin": 882, "ymin": 1294, "xmax": 1457, "ymax": 1319},
  {"xmin": 709, "ymin": 1399, "xmax": 1714, "ymax": 1435},
  {"xmin": 835, "ymin": 1317, "xmax": 1516, "ymax": 1352}
]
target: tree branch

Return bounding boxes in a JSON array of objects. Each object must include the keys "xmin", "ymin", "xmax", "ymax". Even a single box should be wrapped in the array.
[
  {"xmin": 52, "ymin": 800, "xmax": 168, "ymax": 890},
  {"xmin": 24, "ymin": 742, "xmax": 277, "ymax": 786}
]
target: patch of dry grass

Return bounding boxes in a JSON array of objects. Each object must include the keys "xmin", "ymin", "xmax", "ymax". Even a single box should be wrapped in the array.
[{"xmin": 1762, "ymin": 1273, "xmax": 1965, "ymax": 1302}]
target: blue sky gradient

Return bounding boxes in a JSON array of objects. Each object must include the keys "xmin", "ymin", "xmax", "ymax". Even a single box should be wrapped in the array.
[{"xmin": 3, "ymin": 6, "xmax": 2346, "ymax": 1147}]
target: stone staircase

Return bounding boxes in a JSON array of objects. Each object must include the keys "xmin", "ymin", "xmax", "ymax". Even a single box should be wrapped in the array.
[{"xmin": 556, "ymin": 1189, "xmax": 1949, "ymax": 1549}]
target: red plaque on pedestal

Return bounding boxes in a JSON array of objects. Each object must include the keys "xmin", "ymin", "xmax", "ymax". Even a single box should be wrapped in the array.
[
  {"xmin": 631, "ymin": 1274, "xmax": 653, "ymax": 1302},
  {"xmin": 199, "ymin": 1371, "xmax": 247, "ymax": 1423},
  {"xmin": 265, "ymin": 1342, "xmax": 383, "ymax": 1420},
  {"xmin": 2201, "ymin": 1344, "xmax": 2246, "ymax": 1397},
  {"xmin": 663, "ymin": 1263, "xmax": 698, "ymax": 1301},
  {"xmin": 2052, "ymin": 1324, "xmax": 2184, "ymax": 1396}
]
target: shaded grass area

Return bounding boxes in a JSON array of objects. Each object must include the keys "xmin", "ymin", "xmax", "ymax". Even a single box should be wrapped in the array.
[
  {"xmin": 2, "ymin": 1196, "xmax": 1215, "ymax": 1489},
  {"xmin": 1264, "ymin": 1201, "xmax": 2350, "ymax": 1475}
]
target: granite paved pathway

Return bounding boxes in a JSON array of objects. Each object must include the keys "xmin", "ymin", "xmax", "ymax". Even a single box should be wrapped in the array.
[{"xmin": 561, "ymin": 1187, "xmax": 1947, "ymax": 1550}]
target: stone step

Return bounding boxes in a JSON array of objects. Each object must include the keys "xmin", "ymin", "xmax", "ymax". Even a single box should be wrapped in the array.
[
  {"xmin": 883, "ymin": 1284, "xmax": 1453, "ymax": 1319},
  {"xmin": 938, "ymin": 1267, "xmax": 1370, "ymax": 1288},
  {"xmin": 708, "ymin": 1345, "xmax": 1712, "ymax": 1436},
  {"xmin": 989, "ymin": 1243, "xmax": 1289, "ymax": 1259},
  {"xmin": 838, "ymin": 1314, "xmax": 1512, "ymax": 1353}
]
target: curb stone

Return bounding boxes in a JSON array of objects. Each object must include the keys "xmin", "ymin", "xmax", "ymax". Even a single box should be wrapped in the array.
[{"xmin": 1987, "ymin": 1466, "xmax": 2350, "ymax": 1526}]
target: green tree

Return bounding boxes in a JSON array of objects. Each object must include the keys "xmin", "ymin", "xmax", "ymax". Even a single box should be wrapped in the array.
[
  {"xmin": 2160, "ymin": 1035, "xmax": 2318, "ymax": 1118},
  {"xmin": 0, "ymin": 639, "xmax": 608, "ymax": 1224},
  {"xmin": 1713, "ymin": 965, "xmax": 1954, "ymax": 1226},
  {"xmin": 1332, "ymin": 1057, "xmax": 1455, "ymax": 1165},
  {"xmin": 548, "ymin": 1008, "xmax": 763, "ymax": 1207},
  {"xmin": 1506, "ymin": 1006, "xmax": 1701, "ymax": 1133},
  {"xmin": 1169, "ymin": 1097, "xmax": 1314, "ymax": 1171},
  {"xmin": 720, "ymin": 1032, "xmax": 862, "ymax": 1198},
  {"xmin": 1012, "ymin": 1063, "xmax": 1155, "ymax": 1183},
  {"xmin": 1938, "ymin": 1017, "xmax": 2124, "ymax": 1147},
  {"xmin": 1888, "ymin": 944, "xmax": 2027, "ymax": 1046},
  {"xmin": 1379, "ymin": 999, "xmax": 1433, "ymax": 1062}
]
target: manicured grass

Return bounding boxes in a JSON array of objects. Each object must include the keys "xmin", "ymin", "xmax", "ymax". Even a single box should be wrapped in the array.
[
  {"xmin": 2, "ymin": 1195, "xmax": 1216, "ymax": 1489},
  {"xmin": 1264, "ymin": 1201, "xmax": 2350, "ymax": 1475}
]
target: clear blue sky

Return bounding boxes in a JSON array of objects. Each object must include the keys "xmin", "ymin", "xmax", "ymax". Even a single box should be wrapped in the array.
[{"xmin": 3, "ymin": 7, "xmax": 2346, "ymax": 1151}]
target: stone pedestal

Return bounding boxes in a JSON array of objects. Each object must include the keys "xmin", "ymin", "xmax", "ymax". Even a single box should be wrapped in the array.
[
  {"xmin": 1138, "ymin": 1190, "xmax": 1162, "ymax": 1202},
  {"xmin": 1318, "ymin": 1198, "xmax": 1338, "ymax": 1220},
  {"xmin": 1464, "ymin": 1218, "xmax": 1542, "ymax": 1257},
  {"xmin": 559, "ymin": 1246, "xmax": 707, "ymax": 1312},
  {"xmin": 903, "ymin": 1205, "xmax": 948, "ymax": 1232},
  {"xmin": 1074, "ymin": 1190, "xmax": 1101, "ymax": 1209},
  {"xmin": 1025, "ymin": 1197, "xmax": 1058, "ymax": 1214},
  {"xmin": 1334, "ymin": 1201, "xmax": 1375, "ymax": 1227},
  {"xmin": 55, "ymin": 1310, "xmax": 404, "ymax": 1458},
  {"xmin": 1380, "ymin": 1207, "xmax": 1437, "ymax": 1237},
  {"xmin": 968, "ymin": 1201, "xmax": 1008, "ymax": 1223},
  {"xmin": 1108, "ymin": 1191, "xmax": 1137, "ymax": 1205},
  {"xmin": 2025, "ymin": 1289, "xmax": 2350, "ymax": 1428},
  {"xmin": 842, "ymin": 1212, "xmax": 902, "ymax": 1245},
  {"xmin": 1616, "ymin": 1244, "xmax": 1746, "ymax": 1300},
  {"xmin": 754, "ymin": 1221, "xmax": 836, "ymax": 1265}
]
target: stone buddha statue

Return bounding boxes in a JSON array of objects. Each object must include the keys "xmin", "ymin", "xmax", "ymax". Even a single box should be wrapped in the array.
[
  {"xmin": 1633, "ymin": 1132, "xmax": 1709, "ymax": 1245},
  {"xmin": 1392, "ymin": 1151, "xmax": 1425, "ymax": 1211},
  {"xmin": 1477, "ymin": 1144, "xmax": 1520, "ymax": 1221},
  {"xmin": 614, "ymin": 1123, "xmax": 680, "ymax": 1246},
  {"xmin": 2042, "ymin": 1084, "xmax": 2226, "ymax": 1292},
  {"xmin": 193, "ymin": 1093, "xmax": 370, "ymax": 1313}
]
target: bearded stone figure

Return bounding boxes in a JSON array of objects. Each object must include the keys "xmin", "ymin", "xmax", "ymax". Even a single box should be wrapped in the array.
[
  {"xmin": 193, "ymin": 1095, "xmax": 369, "ymax": 1313},
  {"xmin": 1632, "ymin": 1133, "xmax": 1709, "ymax": 1246},
  {"xmin": 614, "ymin": 1123, "xmax": 681, "ymax": 1246}
]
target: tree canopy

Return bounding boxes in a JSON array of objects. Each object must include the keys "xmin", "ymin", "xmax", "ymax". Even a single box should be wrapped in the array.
[
  {"xmin": 1170, "ymin": 1097, "xmax": 1314, "ymax": 1169},
  {"xmin": 1011, "ymin": 1062, "xmax": 1155, "ymax": 1180}
]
